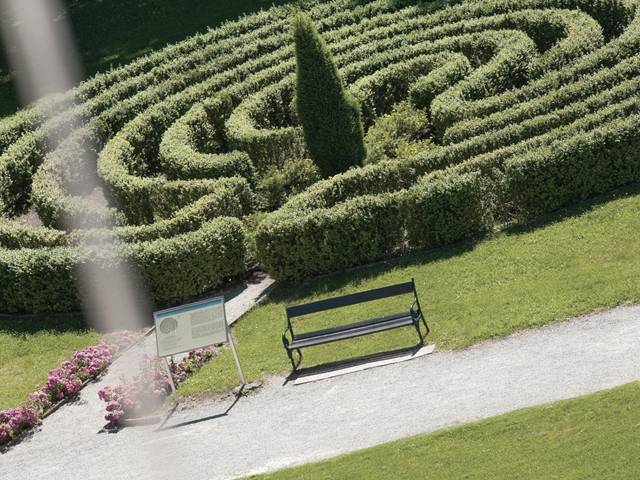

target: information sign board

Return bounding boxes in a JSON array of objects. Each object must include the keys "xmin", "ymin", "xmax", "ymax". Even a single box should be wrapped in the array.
[{"xmin": 154, "ymin": 296, "xmax": 228, "ymax": 357}]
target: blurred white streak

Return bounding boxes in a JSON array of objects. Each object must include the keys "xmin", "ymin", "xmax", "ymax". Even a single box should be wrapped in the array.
[
  {"xmin": 1, "ymin": 0, "xmax": 150, "ymax": 333},
  {"xmin": 0, "ymin": 0, "xmax": 82, "ymax": 104},
  {"xmin": 0, "ymin": 2, "xmax": 192, "ymax": 475}
]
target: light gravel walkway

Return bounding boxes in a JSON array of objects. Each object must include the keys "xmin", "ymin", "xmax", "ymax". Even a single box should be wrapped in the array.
[{"xmin": 2, "ymin": 304, "xmax": 639, "ymax": 479}]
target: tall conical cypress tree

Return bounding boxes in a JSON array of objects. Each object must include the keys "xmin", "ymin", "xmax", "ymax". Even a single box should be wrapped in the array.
[{"xmin": 293, "ymin": 14, "xmax": 366, "ymax": 177}]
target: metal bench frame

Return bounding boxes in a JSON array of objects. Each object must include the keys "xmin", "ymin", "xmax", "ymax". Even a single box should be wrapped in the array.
[{"xmin": 282, "ymin": 278, "xmax": 429, "ymax": 370}]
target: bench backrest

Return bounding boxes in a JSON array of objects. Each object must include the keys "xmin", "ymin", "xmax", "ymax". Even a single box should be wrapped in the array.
[{"xmin": 286, "ymin": 280, "xmax": 416, "ymax": 319}]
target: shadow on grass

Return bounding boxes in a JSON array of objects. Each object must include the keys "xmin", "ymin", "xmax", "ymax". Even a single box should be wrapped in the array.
[
  {"xmin": 0, "ymin": 0, "xmax": 299, "ymax": 116},
  {"xmin": 0, "ymin": 313, "xmax": 88, "ymax": 335},
  {"xmin": 269, "ymin": 182, "xmax": 640, "ymax": 306},
  {"xmin": 347, "ymin": 0, "xmax": 465, "ymax": 12},
  {"xmin": 268, "ymin": 239, "xmax": 479, "ymax": 307},
  {"xmin": 503, "ymin": 183, "xmax": 640, "ymax": 238}
]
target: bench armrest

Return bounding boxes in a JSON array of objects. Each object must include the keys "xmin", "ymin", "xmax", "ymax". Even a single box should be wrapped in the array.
[
  {"xmin": 409, "ymin": 298, "xmax": 422, "ymax": 318},
  {"xmin": 282, "ymin": 328, "xmax": 291, "ymax": 348},
  {"xmin": 282, "ymin": 319, "xmax": 294, "ymax": 348},
  {"xmin": 410, "ymin": 295, "xmax": 429, "ymax": 337}
]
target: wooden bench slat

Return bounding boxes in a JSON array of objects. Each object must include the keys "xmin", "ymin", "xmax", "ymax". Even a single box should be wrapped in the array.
[
  {"xmin": 286, "ymin": 281, "xmax": 415, "ymax": 318},
  {"xmin": 293, "ymin": 311, "xmax": 413, "ymax": 341},
  {"xmin": 288, "ymin": 315, "xmax": 414, "ymax": 349}
]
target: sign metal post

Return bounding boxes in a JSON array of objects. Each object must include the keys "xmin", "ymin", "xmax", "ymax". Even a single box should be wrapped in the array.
[
  {"xmin": 224, "ymin": 306, "xmax": 246, "ymax": 385},
  {"xmin": 161, "ymin": 357, "xmax": 177, "ymax": 396}
]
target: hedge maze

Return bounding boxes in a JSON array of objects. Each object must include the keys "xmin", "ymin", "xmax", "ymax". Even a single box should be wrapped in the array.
[{"xmin": 1, "ymin": 0, "xmax": 639, "ymax": 314}]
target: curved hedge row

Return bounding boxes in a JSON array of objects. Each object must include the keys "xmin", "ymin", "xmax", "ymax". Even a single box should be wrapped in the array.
[
  {"xmin": 1, "ymin": 0, "xmax": 640, "ymax": 313},
  {"xmin": 0, "ymin": 217, "xmax": 245, "ymax": 313},
  {"xmin": 159, "ymin": 101, "xmax": 256, "ymax": 183}
]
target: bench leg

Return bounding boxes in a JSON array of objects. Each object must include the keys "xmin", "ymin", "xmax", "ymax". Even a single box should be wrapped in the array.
[
  {"xmin": 295, "ymin": 349, "xmax": 303, "ymax": 370},
  {"xmin": 286, "ymin": 348, "xmax": 296, "ymax": 370},
  {"xmin": 421, "ymin": 317, "xmax": 430, "ymax": 337},
  {"xmin": 413, "ymin": 320, "xmax": 425, "ymax": 346},
  {"xmin": 286, "ymin": 348, "xmax": 303, "ymax": 371}
]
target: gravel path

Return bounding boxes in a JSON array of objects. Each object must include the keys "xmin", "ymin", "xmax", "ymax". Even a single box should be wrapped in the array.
[{"xmin": 2, "ymin": 304, "xmax": 639, "ymax": 479}]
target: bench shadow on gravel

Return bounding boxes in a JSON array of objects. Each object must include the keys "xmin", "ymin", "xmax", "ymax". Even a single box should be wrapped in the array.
[{"xmin": 284, "ymin": 344, "xmax": 425, "ymax": 385}]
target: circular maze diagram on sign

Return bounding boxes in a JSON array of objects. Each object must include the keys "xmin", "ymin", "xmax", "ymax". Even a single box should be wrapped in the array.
[
  {"xmin": 1, "ymin": 0, "xmax": 639, "ymax": 314},
  {"xmin": 159, "ymin": 317, "xmax": 179, "ymax": 335}
]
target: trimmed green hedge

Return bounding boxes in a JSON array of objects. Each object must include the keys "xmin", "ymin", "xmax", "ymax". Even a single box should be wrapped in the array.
[
  {"xmin": 1, "ymin": 0, "xmax": 640, "ymax": 312},
  {"xmin": 226, "ymin": 78, "xmax": 307, "ymax": 173},
  {"xmin": 256, "ymin": 168, "xmax": 490, "ymax": 279},
  {"xmin": 0, "ymin": 222, "xmax": 67, "ymax": 249},
  {"xmin": 123, "ymin": 217, "xmax": 246, "ymax": 304},
  {"xmin": 504, "ymin": 113, "xmax": 640, "ymax": 215},
  {"xmin": 159, "ymin": 102, "xmax": 256, "ymax": 183},
  {"xmin": 256, "ymin": 193, "xmax": 405, "ymax": 279},
  {"xmin": 404, "ymin": 170, "xmax": 490, "ymax": 249},
  {"xmin": 0, "ymin": 217, "xmax": 245, "ymax": 314},
  {"xmin": 0, "ymin": 246, "xmax": 80, "ymax": 314}
]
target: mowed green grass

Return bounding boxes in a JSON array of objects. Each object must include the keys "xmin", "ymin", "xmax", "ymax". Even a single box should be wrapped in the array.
[
  {"xmin": 0, "ymin": 0, "xmax": 295, "ymax": 116},
  {"xmin": 0, "ymin": 316, "xmax": 97, "ymax": 409},
  {"xmin": 178, "ymin": 185, "xmax": 640, "ymax": 396},
  {"xmin": 248, "ymin": 381, "xmax": 640, "ymax": 479}
]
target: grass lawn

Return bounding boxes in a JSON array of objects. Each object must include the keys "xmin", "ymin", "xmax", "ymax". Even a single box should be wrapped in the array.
[
  {"xmin": 247, "ymin": 381, "xmax": 640, "ymax": 479},
  {"xmin": 178, "ymin": 185, "xmax": 640, "ymax": 396},
  {"xmin": 0, "ymin": 0, "xmax": 295, "ymax": 117},
  {"xmin": 0, "ymin": 316, "xmax": 97, "ymax": 409}
]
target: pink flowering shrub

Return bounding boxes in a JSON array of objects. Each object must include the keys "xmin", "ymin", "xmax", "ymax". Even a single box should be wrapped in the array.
[
  {"xmin": 0, "ymin": 407, "xmax": 41, "ymax": 446},
  {"xmin": 37, "ymin": 368, "xmax": 83, "ymax": 406},
  {"xmin": 169, "ymin": 349, "xmax": 215, "ymax": 384},
  {"xmin": 0, "ymin": 331, "xmax": 139, "ymax": 447},
  {"xmin": 97, "ymin": 385, "xmax": 130, "ymax": 425},
  {"xmin": 70, "ymin": 344, "xmax": 114, "ymax": 381},
  {"xmin": 98, "ymin": 355, "xmax": 170, "ymax": 424},
  {"xmin": 98, "ymin": 348, "xmax": 215, "ymax": 425}
]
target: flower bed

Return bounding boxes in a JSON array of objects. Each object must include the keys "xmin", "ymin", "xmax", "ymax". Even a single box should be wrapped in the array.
[
  {"xmin": 0, "ymin": 331, "xmax": 139, "ymax": 448},
  {"xmin": 98, "ymin": 348, "xmax": 215, "ymax": 425}
]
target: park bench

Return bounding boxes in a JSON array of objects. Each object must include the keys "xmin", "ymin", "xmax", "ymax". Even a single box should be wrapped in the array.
[{"xmin": 282, "ymin": 279, "xmax": 429, "ymax": 370}]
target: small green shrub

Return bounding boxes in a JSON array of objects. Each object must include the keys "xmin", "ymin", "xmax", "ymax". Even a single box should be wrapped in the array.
[
  {"xmin": 256, "ymin": 158, "xmax": 321, "ymax": 211},
  {"xmin": 404, "ymin": 170, "xmax": 491, "ymax": 248},
  {"xmin": 364, "ymin": 101, "xmax": 434, "ymax": 164},
  {"xmin": 293, "ymin": 13, "xmax": 366, "ymax": 177}
]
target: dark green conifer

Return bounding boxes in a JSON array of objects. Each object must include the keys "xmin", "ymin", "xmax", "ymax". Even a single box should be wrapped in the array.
[{"xmin": 293, "ymin": 14, "xmax": 366, "ymax": 177}]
